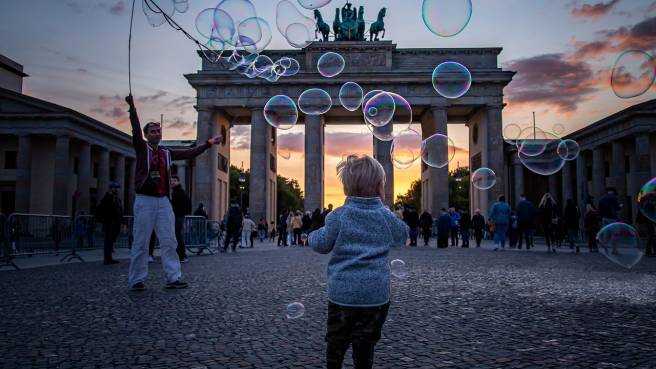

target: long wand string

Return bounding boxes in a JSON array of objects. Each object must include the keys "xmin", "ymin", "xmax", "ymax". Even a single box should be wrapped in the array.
[{"xmin": 128, "ymin": 0, "xmax": 136, "ymax": 95}]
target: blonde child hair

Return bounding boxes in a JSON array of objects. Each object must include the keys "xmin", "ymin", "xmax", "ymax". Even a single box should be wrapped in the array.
[{"xmin": 336, "ymin": 155, "xmax": 386, "ymax": 198}]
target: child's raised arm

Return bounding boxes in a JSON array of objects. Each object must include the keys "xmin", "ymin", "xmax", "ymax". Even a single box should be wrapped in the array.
[{"xmin": 309, "ymin": 210, "xmax": 341, "ymax": 254}]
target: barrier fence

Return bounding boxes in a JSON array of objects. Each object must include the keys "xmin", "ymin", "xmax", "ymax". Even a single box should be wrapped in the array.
[{"xmin": 1, "ymin": 213, "xmax": 222, "ymax": 268}]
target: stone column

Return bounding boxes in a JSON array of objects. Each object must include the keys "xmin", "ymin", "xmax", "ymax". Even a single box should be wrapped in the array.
[
  {"xmin": 576, "ymin": 152, "xmax": 588, "ymax": 230},
  {"xmin": 115, "ymin": 155, "xmax": 126, "ymax": 206},
  {"xmin": 15, "ymin": 134, "xmax": 32, "ymax": 213},
  {"xmin": 373, "ymin": 122, "xmax": 394, "ymax": 207},
  {"xmin": 610, "ymin": 141, "xmax": 627, "ymax": 220},
  {"xmin": 77, "ymin": 141, "xmax": 92, "ymax": 214},
  {"xmin": 98, "ymin": 148, "xmax": 110, "ymax": 197},
  {"xmin": 592, "ymin": 146, "xmax": 605, "ymax": 202},
  {"xmin": 126, "ymin": 159, "xmax": 136, "ymax": 214},
  {"xmin": 512, "ymin": 153, "xmax": 524, "ymax": 207},
  {"xmin": 193, "ymin": 109, "xmax": 218, "ymax": 218},
  {"xmin": 561, "ymin": 161, "xmax": 573, "ymax": 205},
  {"xmin": 305, "ymin": 114, "xmax": 324, "ymax": 212},
  {"xmin": 634, "ymin": 134, "xmax": 651, "ymax": 191},
  {"xmin": 249, "ymin": 109, "xmax": 276, "ymax": 223},
  {"xmin": 420, "ymin": 105, "xmax": 449, "ymax": 215},
  {"xmin": 53, "ymin": 134, "xmax": 71, "ymax": 215},
  {"xmin": 486, "ymin": 104, "xmax": 506, "ymax": 204}
]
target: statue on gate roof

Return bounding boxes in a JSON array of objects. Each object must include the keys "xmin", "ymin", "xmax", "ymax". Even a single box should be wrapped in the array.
[{"xmin": 313, "ymin": 1, "xmax": 386, "ymax": 42}]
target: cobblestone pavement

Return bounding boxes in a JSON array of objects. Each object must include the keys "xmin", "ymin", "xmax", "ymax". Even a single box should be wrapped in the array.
[{"xmin": 1, "ymin": 246, "xmax": 656, "ymax": 368}]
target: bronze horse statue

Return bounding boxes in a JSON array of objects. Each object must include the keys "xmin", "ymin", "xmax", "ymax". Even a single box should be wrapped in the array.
[
  {"xmin": 369, "ymin": 7, "xmax": 386, "ymax": 41},
  {"xmin": 314, "ymin": 9, "xmax": 330, "ymax": 41},
  {"xmin": 333, "ymin": 8, "xmax": 341, "ymax": 41}
]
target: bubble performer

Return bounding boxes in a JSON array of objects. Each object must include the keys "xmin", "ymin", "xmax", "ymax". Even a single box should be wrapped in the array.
[{"xmin": 125, "ymin": 95, "xmax": 223, "ymax": 291}]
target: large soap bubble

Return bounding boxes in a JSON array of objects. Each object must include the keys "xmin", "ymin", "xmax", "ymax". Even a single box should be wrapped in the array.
[
  {"xmin": 390, "ymin": 259, "xmax": 408, "ymax": 279},
  {"xmin": 364, "ymin": 92, "xmax": 395, "ymax": 127},
  {"xmin": 596, "ymin": 222, "xmax": 644, "ymax": 269},
  {"xmin": 390, "ymin": 128, "xmax": 422, "ymax": 169},
  {"xmin": 517, "ymin": 127, "xmax": 550, "ymax": 157},
  {"xmin": 285, "ymin": 302, "xmax": 305, "ymax": 319},
  {"xmin": 518, "ymin": 131, "xmax": 565, "ymax": 176},
  {"xmin": 264, "ymin": 95, "xmax": 298, "ymax": 130},
  {"xmin": 279, "ymin": 57, "xmax": 300, "ymax": 76},
  {"xmin": 297, "ymin": 0, "xmax": 332, "ymax": 9},
  {"xmin": 503, "ymin": 123, "xmax": 522, "ymax": 145},
  {"xmin": 611, "ymin": 50, "xmax": 656, "ymax": 99},
  {"xmin": 217, "ymin": 0, "xmax": 257, "ymax": 35},
  {"xmin": 637, "ymin": 177, "xmax": 656, "ymax": 223},
  {"xmin": 421, "ymin": 133, "xmax": 456, "ymax": 169},
  {"xmin": 432, "ymin": 61, "xmax": 472, "ymax": 99},
  {"xmin": 317, "ymin": 52, "xmax": 345, "ymax": 77},
  {"xmin": 277, "ymin": 0, "xmax": 316, "ymax": 48},
  {"xmin": 339, "ymin": 82, "xmax": 363, "ymax": 111},
  {"xmin": 386, "ymin": 92, "xmax": 413, "ymax": 129},
  {"xmin": 298, "ymin": 88, "xmax": 332, "ymax": 115},
  {"xmin": 557, "ymin": 139, "xmax": 580, "ymax": 161},
  {"xmin": 238, "ymin": 17, "xmax": 272, "ymax": 54},
  {"xmin": 143, "ymin": 0, "xmax": 176, "ymax": 27},
  {"xmin": 422, "ymin": 0, "xmax": 473, "ymax": 37},
  {"xmin": 471, "ymin": 167, "xmax": 496, "ymax": 190},
  {"xmin": 212, "ymin": 8, "xmax": 236, "ymax": 43}
]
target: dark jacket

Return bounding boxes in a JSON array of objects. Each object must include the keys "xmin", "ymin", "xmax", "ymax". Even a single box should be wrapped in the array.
[
  {"xmin": 128, "ymin": 104, "xmax": 211, "ymax": 197},
  {"xmin": 472, "ymin": 214, "xmax": 485, "ymax": 231},
  {"xmin": 563, "ymin": 203, "xmax": 580, "ymax": 230},
  {"xmin": 538, "ymin": 200, "xmax": 558, "ymax": 225},
  {"xmin": 194, "ymin": 206, "xmax": 208, "ymax": 219},
  {"xmin": 302, "ymin": 214, "xmax": 312, "ymax": 231},
  {"xmin": 459, "ymin": 213, "xmax": 471, "ymax": 231},
  {"xmin": 419, "ymin": 212, "xmax": 433, "ymax": 230},
  {"xmin": 598, "ymin": 193, "xmax": 621, "ymax": 219},
  {"xmin": 405, "ymin": 209, "xmax": 419, "ymax": 228},
  {"xmin": 225, "ymin": 204, "xmax": 243, "ymax": 231},
  {"xmin": 516, "ymin": 199, "xmax": 537, "ymax": 224},
  {"xmin": 584, "ymin": 208, "xmax": 600, "ymax": 232},
  {"xmin": 170, "ymin": 185, "xmax": 192, "ymax": 218},
  {"xmin": 96, "ymin": 192, "xmax": 123, "ymax": 224},
  {"xmin": 310, "ymin": 209, "xmax": 324, "ymax": 231},
  {"xmin": 437, "ymin": 214, "xmax": 451, "ymax": 234}
]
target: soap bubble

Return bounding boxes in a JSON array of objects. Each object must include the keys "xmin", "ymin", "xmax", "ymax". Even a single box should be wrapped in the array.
[
  {"xmin": 596, "ymin": 222, "xmax": 644, "ymax": 269},
  {"xmin": 637, "ymin": 177, "xmax": 656, "ymax": 223},
  {"xmin": 432, "ymin": 61, "xmax": 472, "ymax": 99},
  {"xmin": 285, "ymin": 302, "xmax": 305, "ymax": 319},
  {"xmin": 385, "ymin": 92, "xmax": 413, "ymax": 129},
  {"xmin": 390, "ymin": 128, "xmax": 422, "ymax": 169},
  {"xmin": 317, "ymin": 52, "xmax": 345, "ymax": 77},
  {"xmin": 517, "ymin": 127, "xmax": 550, "ymax": 157},
  {"xmin": 285, "ymin": 23, "xmax": 313, "ymax": 48},
  {"xmin": 238, "ymin": 17, "xmax": 272, "ymax": 54},
  {"xmin": 363, "ymin": 92, "xmax": 395, "ymax": 127},
  {"xmin": 298, "ymin": 0, "xmax": 332, "ymax": 9},
  {"xmin": 298, "ymin": 88, "xmax": 332, "ymax": 115},
  {"xmin": 518, "ymin": 131, "xmax": 565, "ymax": 176},
  {"xmin": 217, "ymin": 0, "xmax": 257, "ymax": 36},
  {"xmin": 611, "ymin": 50, "xmax": 656, "ymax": 99},
  {"xmin": 552, "ymin": 123, "xmax": 565, "ymax": 136},
  {"xmin": 277, "ymin": 0, "xmax": 316, "ymax": 48},
  {"xmin": 212, "ymin": 8, "xmax": 236, "ymax": 43},
  {"xmin": 143, "ymin": 0, "xmax": 175, "ymax": 27},
  {"xmin": 471, "ymin": 167, "xmax": 496, "ymax": 190},
  {"xmin": 503, "ymin": 123, "xmax": 522, "ymax": 145},
  {"xmin": 422, "ymin": 0, "xmax": 473, "ymax": 37},
  {"xmin": 421, "ymin": 134, "xmax": 456, "ymax": 169},
  {"xmin": 264, "ymin": 95, "xmax": 298, "ymax": 130},
  {"xmin": 279, "ymin": 57, "xmax": 300, "ymax": 76},
  {"xmin": 557, "ymin": 139, "xmax": 580, "ymax": 161},
  {"xmin": 173, "ymin": 0, "xmax": 189, "ymax": 13},
  {"xmin": 339, "ymin": 82, "xmax": 364, "ymax": 111},
  {"xmin": 390, "ymin": 259, "xmax": 408, "ymax": 279}
]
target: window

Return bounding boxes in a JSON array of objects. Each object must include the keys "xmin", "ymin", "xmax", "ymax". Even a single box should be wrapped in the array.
[
  {"xmin": 218, "ymin": 153, "xmax": 228, "ymax": 173},
  {"xmin": 270, "ymin": 154, "xmax": 276, "ymax": 172},
  {"xmin": 4, "ymin": 151, "xmax": 17, "ymax": 169}
]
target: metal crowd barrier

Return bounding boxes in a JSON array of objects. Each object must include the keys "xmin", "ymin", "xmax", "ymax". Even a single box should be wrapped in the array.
[
  {"xmin": 5, "ymin": 213, "xmax": 79, "ymax": 262},
  {"xmin": 0, "ymin": 213, "xmax": 18, "ymax": 270},
  {"xmin": 182, "ymin": 216, "xmax": 213, "ymax": 255}
]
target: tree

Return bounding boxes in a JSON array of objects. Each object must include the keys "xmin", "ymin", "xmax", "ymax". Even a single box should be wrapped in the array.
[
  {"xmin": 229, "ymin": 165, "xmax": 249, "ymax": 209},
  {"xmin": 396, "ymin": 179, "xmax": 421, "ymax": 209},
  {"xmin": 229, "ymin": 165, "xmax": 304, "ymax": 216},
  {"xmin": 448, "ymin": 166, "xmax": 470, "ymax": 210}
]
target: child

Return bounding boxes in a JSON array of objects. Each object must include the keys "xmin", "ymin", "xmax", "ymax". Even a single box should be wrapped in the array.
[{"xmin": 308, "ymin": 155, "xmax": 408, "ymax": 369}]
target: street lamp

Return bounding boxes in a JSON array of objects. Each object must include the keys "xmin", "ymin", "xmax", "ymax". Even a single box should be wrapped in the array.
[{"xmin": 238, "ymin": 161, "xmax": 246, "ymax": 208}]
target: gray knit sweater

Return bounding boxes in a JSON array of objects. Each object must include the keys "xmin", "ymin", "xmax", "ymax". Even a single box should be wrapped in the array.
[{"xmin": 309, "ymin": 197, "xmax": 409, "ymax": 307}]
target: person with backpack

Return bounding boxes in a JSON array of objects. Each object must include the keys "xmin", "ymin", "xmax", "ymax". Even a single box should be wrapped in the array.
[{"xmin": 223, "ymin": 202, "xmax": 243, "ymax": 252}]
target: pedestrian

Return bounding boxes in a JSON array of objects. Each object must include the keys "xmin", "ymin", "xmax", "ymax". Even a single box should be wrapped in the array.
[
  {"xmin": 437, "ymin": 208, "xmax": 451, "ymax": 249},
  {"xmin": 194, "ymin": 203, "xmax": 208, "ymax": 219},
  {"xmin": 508, "ymin": 210, "xmax": 518, "ymax": 248},
  {"xmin": 516, "ymin": 194, "xmax": 537, "ymax": 250},
  {"xmin": 96, "ymin": 181, "xmax": 123, "ymax": 265},
  {"xmin": 223, "ymin": 202, "xmax": 243, "ymax": 252},
  {"xmin": 269, "ymin": 221, "xmax": 277, "ymax": 242},
  {"xmin": 310, "ymin": 208, "xmax": 324, "ymax": 231},
  {"xmin": 287, "ymin": 211, "xmax": 295, "ymax": 245},
  {"xmin": 404, "ymin": 205, "xmax": 419, "ymax": 246},
  {"xmin": 471, "ymin": 209, "xmax": 485, "ymax": 247},
  {"xmin": 636, "ymin": 209, "xmax": 655, "ymax": 257},
  {"xmin": 489, "ymin": 195, "xmax": 511, "ymax": 251},
  {"xmin": 125, "ymin": 95, "xmax": 222, "ymax": 291},
  {"xmin": 419, "ymin": 210, "xmax": 433, "ymax": 246},
  {"xmin": 301, "ymin": 211, "xmax": 312, "ymax": 244},
  {"xmin": 538, "ymin": 193, "xmax": 558, "ymax": 252},
  {"xmin": 598, "ymin": 187, "xmax": 622, "ymax": 225},
  {"xmin": 460, "ymin": 209, "xmax": 471, "ymax": 248},
  {"xmin": 170, "ymin": 175, "xmax": 192, "ymax": 262},
  {"xmin": 278, "ymin": 210, "xmax": 289, "ymax": 247},
  {"xmin": 292, "ymin": 210, "xmax": 303, "ymax": 245},
  {"xmin": 563, "ymin": 198, "xmax": 581, "ymax": 253},
  {"xmin": 584, "ymin": 200, "xmax": 600, "ymax": 252},
  {"xmin": 257, "ymin": 218, "xmax": 267, "ymax": 242},
  {"xmin": 394, "ymin": 204, "xmax": 404, "ymax": 220},
  {"xmin": 308, "ymin": 154, "xmax": 408, "ymax": 369},
  {"xmin": 449, "ymin": 207, "xmax": 461, "ymax": 247},
  {"xmin": 241, "ymin": 214, "xmax": 256, "ymax": 248}
]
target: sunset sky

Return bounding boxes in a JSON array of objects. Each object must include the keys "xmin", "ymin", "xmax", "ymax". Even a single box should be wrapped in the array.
[{"xmin": 1, "ymin": 0, "xmax": 655, "ymax": 206}]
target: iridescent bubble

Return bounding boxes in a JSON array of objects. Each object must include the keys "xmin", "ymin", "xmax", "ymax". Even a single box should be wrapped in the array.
[
  {"xmin": 253, "ymin": 55, "xmax": 274, "ymax": 75},
  {"xmin": 285, "ymin": 302, "xmax": 305, "ymax": 319},
  {"xmin": 518, "ymin": 131, "xmax": 565, "ymax": 176},
  {"xmin": 557, "ymin": 139, "xmax": 580, "ymax": 161},
  {"xmin": 471, "ymin": 167, "xmax": 496, "ymax": 190},
  {"xmin": 596, "ymin": 222, "xmax": 644, "ymax": 269},
  {"xmin": 517, "ymin": 127, "xmax": 550, "ymax": 157},
  {"xmin": 339, "ymin": 82, "xmax": 364, "ymax": 111},
  {"xmin": 298, "ymin": 0, "xmax": 332, "ymax": 9},
  {"xmin": 298, "ymin": 88, "xmax": 332, "ymax": 115},
  {"xmin": 637, "ymin": 178, "xmax": 656, "ymax": 223},
  {"xmin": 272, "ymin": 61, "xmax": 287, "ymax": 76},
  {"xmin": 279, "ymin": 58, "xmax": 300, "ymax": 76},
  {"xmin": 264, "ymin": 95, "xmax": 298, "ymax": 130},
  {"xmin": 173, "ymin": 0, "xmax": 189, "ymax": 13},
  {"xmin": 432, "ymin": 61, "xmax": 472, "ymax": 99},
  {"xmin": 611, "ymin": 50, "xmax": 656, "ymax": 99},
  {"xmin": 143, "ymin": 0, "xmax": 175, "ymax": 27},
  {"xmin": 386, "ymin": 92, "xmax": 413, "ymax": 129},
  {"xmin": 363, "ymin": 92, "xmax": 395, "ymax": 127},
  {"xmin": 362, "ymin": 89, "xmax": 384, "ymax": 114},
  {"xmin": 552, "ymin": 123, "xmax": 565, "ymax": 136},
  {"xmin": 390, "ymin": 259, "xmax": 408, "ymax": 279},
  {"xmin": 238, "ymin": 17, "xmax": 272, "ymax": 54},
  {"xmin": 212, "ymin": 8, "xmax": 236, "ymax": 44},
  {"xmin": 217, "ymin": 0, "xmax": 257, "ymax": 35},
  {"xmin": 364, "ymin": 118, "xmax": 395, "ymax": 142},
  {"xmin": 276, "ymin": 0, "xmax": 316, "ymax": 48},
  {"xmin": 390, "ymin": 128, "xmax": 422, "ymax": 169},
  {"xmin": 422, "ymin": 0, "xmax": 473, "ymax": 37},
  {"xmin": 421, "ymin": 134, "xmax": 456, "ymax": 169},
  {"xmin": 317, "ymin": 52, "xmax": 345, "ymax": 78},
  {"xmin": 196, "ymin": 8, "xmax": 218, "ymax": 39},
  {"xmin": 503, "ymin": 123, "xmax": 522, "ymax": 145}
]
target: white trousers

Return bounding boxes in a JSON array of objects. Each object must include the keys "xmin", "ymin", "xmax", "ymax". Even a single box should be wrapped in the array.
[{"xmin": 128, "ymin": 195, "xmax": 182, "ymax": 285}]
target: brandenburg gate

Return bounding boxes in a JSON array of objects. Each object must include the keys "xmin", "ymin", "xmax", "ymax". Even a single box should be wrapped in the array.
[{"xmin": 186, "ymin": 40, "xmax": 514, "ymax": 223}]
